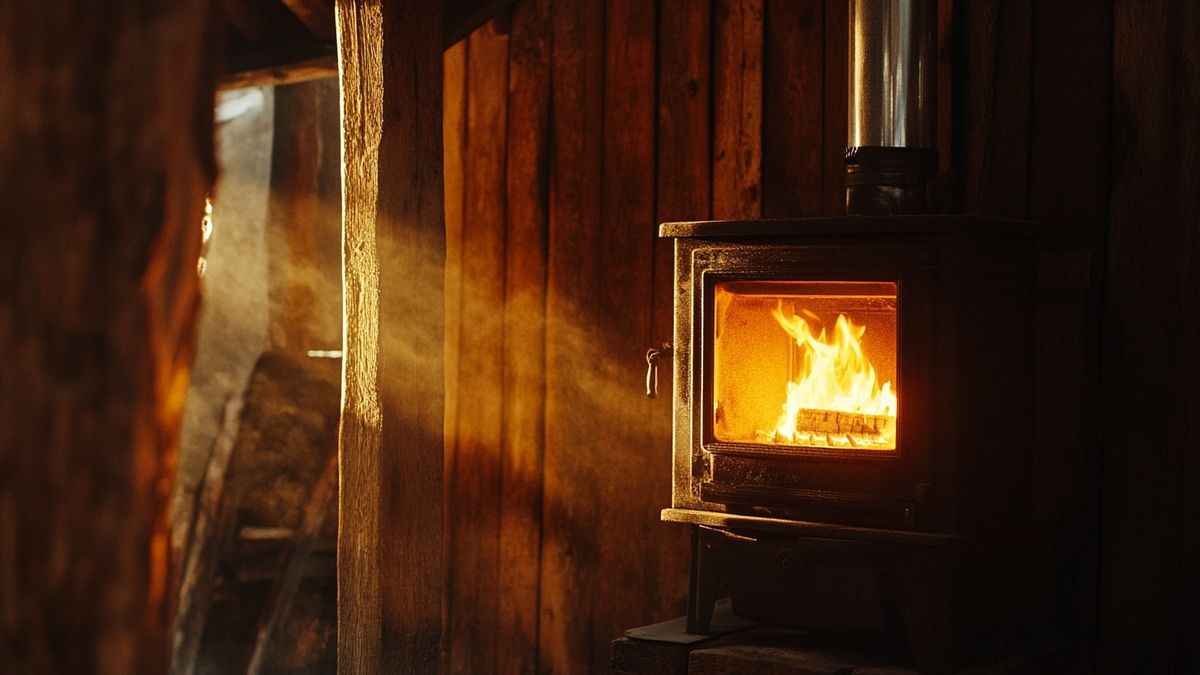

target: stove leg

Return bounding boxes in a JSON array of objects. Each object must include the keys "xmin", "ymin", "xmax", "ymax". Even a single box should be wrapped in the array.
[{"xmin": 687, "ymin": 525, "xmax": 721, "ymax": 634}]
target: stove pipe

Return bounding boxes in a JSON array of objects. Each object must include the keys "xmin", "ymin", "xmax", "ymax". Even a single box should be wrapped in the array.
[{"xmin": 845, "ymin": 0, "xmax": 938, "ymax": 215}]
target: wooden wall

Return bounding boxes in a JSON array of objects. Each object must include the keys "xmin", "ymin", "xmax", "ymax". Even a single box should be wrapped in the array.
[
  {"xmin": 441, "ymin": 0, "xmax": 1197, "ymax": 673},
  {"xmin": 443, "ymin": 1, "xmax": 887, "ymax": 672}
]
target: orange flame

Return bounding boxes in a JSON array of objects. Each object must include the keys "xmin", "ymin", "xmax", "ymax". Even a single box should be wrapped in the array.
[{"xmin": 770, "ymin": 304, "xmax": 896, "ymax": 447}]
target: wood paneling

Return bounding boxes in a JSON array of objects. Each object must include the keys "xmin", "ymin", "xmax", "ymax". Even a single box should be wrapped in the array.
[
  {"xmin": 1101, "ymin": 2, "xmax": 1200, "ymax": 672},
  {"xmin": 541, "ymin": 0, "xmax": 606, "ymax": 670},
  {"xmin": 1027, "ymin": 2, "xmax": 1111, "ymax": 667},
  {"xmin": 597, "ymin": 0, "xmax": 670, "ymax": 666},
  {"xmin": 447, "ymin": 18, "xmax": 509, "ymax": 675},
  {"xmin": 441, "ymin": 1, "xmax": 1199, "ymax": 673},
  {"xmin": 443, "ymin": 0, "xmax": 891, "ymax": 672},
  {"xmin": 713, "ymin": 0, "xmax": 764, "ymax": 220},
  {"xmin": 762, "ymin": 0, "xmax": 825, "ymax": 218},
  {"xmin": 335, "ymin": 0, "xmax": 445, "ymax": 671},
  {"xmin": 821, "ymin": 0, "xmax": 848, "ymax": 216},
  {"xmin": 498, "ymin": 2, "xmax": 551, "ymax": 672},
  {"xmin": 953, "ymin": 0, "xmax": 1033, "ymax": 217}
]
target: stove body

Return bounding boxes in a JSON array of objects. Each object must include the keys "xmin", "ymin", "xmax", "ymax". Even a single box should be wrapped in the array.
[{"xmin": 660, "ymin": 215, "xmax": 1056, "ymax": 670}]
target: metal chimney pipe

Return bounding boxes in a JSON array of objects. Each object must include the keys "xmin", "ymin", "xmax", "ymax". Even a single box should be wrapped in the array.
[{"xmin": 845, "ymin": 0, "xmax": 939, "ymax": 215}]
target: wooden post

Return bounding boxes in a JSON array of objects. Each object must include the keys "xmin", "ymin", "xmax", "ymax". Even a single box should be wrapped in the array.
[
  {"xmin": 335, "ymin": 1, "xmax": 445, "ymax": 672},
  {"xmin": 0, "ymin": 2, "xmax": 217, "ymax": 673}
]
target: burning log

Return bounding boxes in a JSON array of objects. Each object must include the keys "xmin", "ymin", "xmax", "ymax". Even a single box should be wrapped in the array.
[
  {"xmin": 755, "ymin": 408, "xmax": 895, "ymax": 448},
  {"xmin": 791, "ymin": 408, "xmax": 893, "ymax": 437}
]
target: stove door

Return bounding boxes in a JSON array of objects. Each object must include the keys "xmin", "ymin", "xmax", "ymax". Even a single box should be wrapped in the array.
[{"xmin": 687, "ymin": 243, "xmax": 937, "ymax": 528}]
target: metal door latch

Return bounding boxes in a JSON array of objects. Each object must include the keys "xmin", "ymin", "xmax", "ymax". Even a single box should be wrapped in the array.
[{"xmin": 645, "ymin": 343, "xmax": 673, "ymax": 399}]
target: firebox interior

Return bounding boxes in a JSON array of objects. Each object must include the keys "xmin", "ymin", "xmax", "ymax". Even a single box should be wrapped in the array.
[{"xmin": 712, "ymin": 280, "xmax": 898, "ymax": 451}]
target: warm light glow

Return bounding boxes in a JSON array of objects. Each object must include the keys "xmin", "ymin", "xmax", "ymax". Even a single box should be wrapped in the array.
[
  {"xmin": 766, "ymin": 306, "xmax": 896, "ymax": 449},
  {"xmin": 712, "ymin": 281, "xmax": 898, "ymax": 451}
]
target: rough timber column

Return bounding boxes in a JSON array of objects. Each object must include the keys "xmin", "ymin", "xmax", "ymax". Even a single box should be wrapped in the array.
[
  {"xmin": 334, "ymin": 1, "xmax": 446, "ymax": 672},
  {"xmin": 0, "ymin": 1, "xmax": 217, "ymax": 673}
]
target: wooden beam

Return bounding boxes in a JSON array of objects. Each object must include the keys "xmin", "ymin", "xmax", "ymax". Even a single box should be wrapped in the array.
[
  {"xmin": 0, "ymin": 1, "xmax": 217, "ymax": 673},
  {"xmin": 335, "ymin": 0, "xmax": 445, "ymax": 672},
  {"xmin": 220, "ymin": 55, "xmax": 337, "ymax": 90},
  {"xmin": 280, "ymin": 0, "xmax": 337, "ymax": 40},
  {"xmin": 222, "ymin": 0, "xmax": 311, "ymax": 43}
]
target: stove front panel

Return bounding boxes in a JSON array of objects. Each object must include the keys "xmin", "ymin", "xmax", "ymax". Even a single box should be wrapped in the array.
[{"xmin": 673, "ymin": 239, "xmax": 938, "ymax": 529}]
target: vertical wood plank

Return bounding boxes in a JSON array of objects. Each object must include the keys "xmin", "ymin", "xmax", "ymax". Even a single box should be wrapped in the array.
[
  {"xmin": 1026, "ymin": 1, "xmax": 1111, "ymax": 666},
  {"xmin": 656, "ymin": 0, "xmax": 713, "ymax": 346},
  {"xmin": 443, "ymin": 40, "xmax": 467, "ymax": 489},
  {"xmin": 1101, "ymin": 2, "xmax": 1199, "ymax": 672},
  {"xmin": 541, "ymin": 0, "xmax": 605, "ymax": 671},
  {"xmin": 0, "ymin": 1, "xmax": 216, "ymax": 672},
  {"xmin": 447, "ymin": 18, "xmax": 510, "ymax": 675},
  {"xmin": 498, "ymin": 1, "xmax": 551, "ymax": 672},
  {"xmin": 952, "ymin": 0, "xmax": 1032, "ymax": 217},
  {"xmin": 712, "ymin": 0, "xmax": 764, "ymax": 220},
  {"xmin": 937, "ymin": 0, "xmax": 954, "ymax": 175},
  {"xmin": 594, "ymin": 0, "xmax": 671, "ymax": 671},
  {"xmin": 653, "ymin": 0, "xmax": 712, "ymax": 637},
  {"xmin": 762, "ymin": 0, "xmax": 824, "ymax": 218},
  {"xmin": 335, "ymin": 0, "xmax": 445, "ymax": 671},
  {"xmin": 821, "ymin": 0, "xmax": 847, "ymax": 216}
]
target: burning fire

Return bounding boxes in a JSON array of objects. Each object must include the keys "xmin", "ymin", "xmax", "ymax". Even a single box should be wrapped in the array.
[{"xmin": 763, "ymin": 304, "xmax": 897, "ymax": 449}]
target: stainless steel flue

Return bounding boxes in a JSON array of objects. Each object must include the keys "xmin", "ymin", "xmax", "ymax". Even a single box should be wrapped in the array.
[
  {"xmin": 845, "ymin": 0, "xmax": 939, "ymax": 215},
  {"xmin": 848, "ymin": 0, "xmax": 936, "ymax": 149}
]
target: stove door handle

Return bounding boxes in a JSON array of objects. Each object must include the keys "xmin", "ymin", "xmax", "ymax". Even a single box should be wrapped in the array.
[{"xmin": 645, "ymin": 343, "xmax": 673, "ymax": 399}]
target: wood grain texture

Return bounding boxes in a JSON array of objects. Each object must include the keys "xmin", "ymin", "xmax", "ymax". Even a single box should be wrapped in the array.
[
  {"xmin": 713, "ymin": 0, "xmax": 764, "ymax": 220},
  {"xmin": 1100, "ymin": 2, "xmax": 1199, "ymax": 672},
  {"xmin": 952, "ymin": 0, "xmax": 1032, "ymax": 217},
  {"xmin": 653, "ymin": 0, "xmax": 711, "ymax": 641},
  {"xmin": 1026, "ymin": 2, "xmax": 1110, "ymax": 667},
  {"xmin": 936, "ymin": 0, "xmax": 954, "ymax": 176},
  {"xmin": 0, "ymin": 1, "xmax": 217, "ymax": 672},
  {"xmin": 498, "ymin": 1, "xmax": 551, "ymax": 672},
  {"xmin": 656, "ymin": 0, "xmax": 712, "ymax": 373},
  {"xmin": 335, "ymin": 0, "xmax": 445, "ymax": 672},
  {"xmin": 762, "ymin": 0, "xmax": 824, "ymax": 218},
  {"xmin": 447, "ymin": 17, "xmax": 510, "ymax": 675},
  {"xmin": 540, "ymin": 0, "xmax": 605, "ymax": 672},
  {"xmin": 219, "ymin": 56, "xmax": 339, "ymax": 91},
  {"xmin": 821, "ymin": 0, "xmax": 846, "ymax": 216},
  {"xmin": 444, "ymin": 38, "xmax": 467, "ymax": 510},
  {"xmin": 595, "ymin": 1, "xmax": 678, "ymax": 671}
]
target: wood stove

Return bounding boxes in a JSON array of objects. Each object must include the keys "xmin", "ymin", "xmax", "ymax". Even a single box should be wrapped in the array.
[
  {"xmin": 642, "ymin": 3, "xmax": 1070, "ymax": 670},
  {"xmin": 651, "ymin": 216, "xmax": 1053, "ymax": 670}
]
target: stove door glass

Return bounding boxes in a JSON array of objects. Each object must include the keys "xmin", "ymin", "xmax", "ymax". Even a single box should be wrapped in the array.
[{"xmin": 712, "ymin": 280, "xmax": 898, "ymax": 451}]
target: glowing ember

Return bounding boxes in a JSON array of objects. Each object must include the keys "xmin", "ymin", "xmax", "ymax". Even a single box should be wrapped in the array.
[{"xmin": 761, "ymin": 304, "xmax": 897, "ymax": 449}]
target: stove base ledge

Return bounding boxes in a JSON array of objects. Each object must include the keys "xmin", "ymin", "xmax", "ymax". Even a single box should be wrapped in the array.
[{"xmin": 661, "ymin": 507, "xmax": 962, "ymax": 547}]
